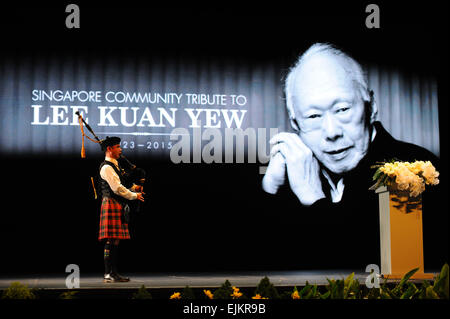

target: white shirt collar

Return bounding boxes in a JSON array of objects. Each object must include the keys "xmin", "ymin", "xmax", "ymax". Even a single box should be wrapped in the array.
[{"xmin": 371, "ymin": 125, "xmax": 377, "ymax": 142}]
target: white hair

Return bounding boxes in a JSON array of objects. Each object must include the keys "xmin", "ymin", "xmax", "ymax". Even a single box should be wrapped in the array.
[{"xmin": 284, "ymin": 43, "xmax": 375, "ymax": 126}]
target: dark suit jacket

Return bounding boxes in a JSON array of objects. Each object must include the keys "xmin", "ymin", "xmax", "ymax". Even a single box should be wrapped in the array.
[{"xmin": 263, "ymin": 122, "xmax": 447, "ymax": 271}]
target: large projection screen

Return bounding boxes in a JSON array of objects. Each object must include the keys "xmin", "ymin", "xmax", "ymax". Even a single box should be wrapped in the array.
[{"xmin": 0, "ymin": 2, "xmax": 447, "ymax": 274}]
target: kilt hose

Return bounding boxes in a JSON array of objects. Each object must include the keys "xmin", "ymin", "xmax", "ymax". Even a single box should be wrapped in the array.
[{"xmin": 98, "ymin": 197, "xmax": 130, "ymax": 241}]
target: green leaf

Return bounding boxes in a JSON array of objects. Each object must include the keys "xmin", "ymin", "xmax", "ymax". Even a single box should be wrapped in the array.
[
  {"xmin": 417, "ymin": 280, "xmax": 430, "ymax": 299},
  {"xmin": 433, "ymin": 263, "xmax": 449, "ymax": 299},
  {"xmin": 393, "ymin": 267, "xmax": 419, "ymax": 295},
  {"xmin": 343, "ymin": 273, "xmax": 355, "ymax": 298},
  {"xmin": 344, "ymin": 272, "xmax": 355, "ymax": 287},
  {"xmin": 304, "ymin": 287, "xmax": 315, "ymax": 299},
  {"xmin": 320, "ymin": 291, "xmax": 331, "ymax": 299},
  {"xmin": 299, "ymin": 284, "xmax": 311, "ymax": 297},
  {"xmin": 132, "ymin": 285, "xmax": 152, "ymax": 300},
  {"xmin": 380, "ymin": 289, "xmax": 392, "ymax": 299},
  {"xmin": 213, "ymin": 280, "xmax": 233, "ymax": 299},
  {"xmin": 422, "ymin": 280, "xmax": 431, "ymax": 288},
  {"xmin": 366, "ymin": 287, "xmax": 380, "ymax": 299},
  {"xmin": 254, "ymin": 276, "xmax": 280, "ymax": 299},
  {"xmin": 372, "ymin": 168, "xmax": 383, "ymax": 181},
  {"xmin": 400, "ymin": 283, "xmax": 418, "ymax": 299},
  {"xmin": 334, "ymin": 280, "xmax": 345, "ymax": 299},
  {"xmin": 391, "ymin": 268, "xmax": 419, "ymax": 298},
  {"xmin": 425, "ymin": 286, "xmax": 440, "ymax": 299},
  {"xmin": 182, "ymin": 285, "xmax": 196, "ymax": 299},
  {"xmin": 326, "ymin": 278, "xmax": 335, "ymax": 288}
]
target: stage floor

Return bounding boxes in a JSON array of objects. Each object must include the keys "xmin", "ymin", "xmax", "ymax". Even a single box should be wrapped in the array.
[{"xmin": 1, "ymin": 270, "xmax": 434, "ymax": 290}]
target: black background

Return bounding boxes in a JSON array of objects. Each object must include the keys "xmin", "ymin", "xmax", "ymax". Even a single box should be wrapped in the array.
[{"xmin": 0, "ymin": 1, "xmax": 448, "ymax": 275}]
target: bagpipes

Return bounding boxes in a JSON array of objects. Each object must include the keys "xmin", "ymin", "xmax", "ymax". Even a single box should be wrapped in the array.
[{"xmin": 76, "ymin": 111, "xmax": 147, "ymax": 213}]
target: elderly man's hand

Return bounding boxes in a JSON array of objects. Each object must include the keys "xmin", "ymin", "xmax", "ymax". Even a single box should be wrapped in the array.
[{"xmin": 262, "ymin": 132, "xmax": 326, "ymax": 206}]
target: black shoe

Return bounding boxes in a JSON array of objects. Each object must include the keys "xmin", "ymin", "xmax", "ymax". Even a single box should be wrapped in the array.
[{"xmin": 111, "ymin": 273, "xmax": 130, "ymax": 282}]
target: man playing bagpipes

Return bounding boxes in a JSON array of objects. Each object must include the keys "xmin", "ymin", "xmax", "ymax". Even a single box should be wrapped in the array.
[
  {"xmin": 98, "ymin": 136, "xmax": 145, "ymax": 282},
  {"xmin": 75, "ymin": 112, "xmax": 146, "ymax": 282}
]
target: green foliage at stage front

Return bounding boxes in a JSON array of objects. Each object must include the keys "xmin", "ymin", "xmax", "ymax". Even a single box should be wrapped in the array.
[
  {"xmin": 132, "ymin": 285, "xmax": 153, "ymax": 299},
  {"xmin": 181, "ymin": 285, "xmax": 196, "ymax": 299},
  {"xmin": 211, "ymin": 279, "xmax": 234, "ymax": 299},
  {"xmin": 1, "ymin": 282, "xmax": 37, "ymax": 300},
  {"xmin": 1, "ymin": 263, "xmax": 448, "ymax": 299},
  {"xmin": 167, "ymin": 263, "xmax": 449, "ymax": 300},
  {"xmin": 254, "ymin": 276, "xmax": 280, "ymax": 299},
  {"xmin": 59, "ymin": 290, "xmax": 79, "ymax": 299}
]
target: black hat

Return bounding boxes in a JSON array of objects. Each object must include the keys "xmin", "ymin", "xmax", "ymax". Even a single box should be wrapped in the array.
[{"xmin": 100, "ymin": 136, "xmax": 121, "ymax": 151}]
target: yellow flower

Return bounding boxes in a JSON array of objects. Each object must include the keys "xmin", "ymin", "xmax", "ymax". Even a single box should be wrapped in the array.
[
  {"xmin": 291, "ymin": 290, "xmax": 300, "ymax": 299},
  {"xmin": 408, "ymin": 161, "xmax": 425, "ymax": 175},
  {"xmin": 422, "ymin": 162, "xmax": 440, "ymax": 185},
  {"xmin": 395, "ymin": 166, "xmax": 415, "ymax": 190},
  {"xmin": 373, "ymin": 160, "xmax": 439, "ymax": 197},
  {"xmin": 203, "ymin": 289, "xmax": 214, "ymax": 299},
  {"xmin": 170, "ymin": 292, "xmax": 181, "ymax": 299},
  {"xmin": 231, "ymin": 286, "xmax": 243, "ymax": 299},
  {"xmin": 252, "ymin": 294, "xmax": 267, "ymax": 299},
  {"xmin": 380, "ymin": 162, "xmax": 398, "ymax": 177}
]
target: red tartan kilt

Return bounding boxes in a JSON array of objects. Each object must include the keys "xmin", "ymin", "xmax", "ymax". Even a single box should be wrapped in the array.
[{"xmin": 98, "ymin": 197, "xmax": 130, "ymax": 241}]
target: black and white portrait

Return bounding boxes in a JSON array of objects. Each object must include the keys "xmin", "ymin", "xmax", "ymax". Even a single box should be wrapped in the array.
[{"xmin": 261, "ymin": 43, "xmax": 446, "ymax": 270}]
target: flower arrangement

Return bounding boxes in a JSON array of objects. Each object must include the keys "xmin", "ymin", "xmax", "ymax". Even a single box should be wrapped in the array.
[{"xmin": 370, "ymin": 160, "xmax": 439, "ymax": 197}]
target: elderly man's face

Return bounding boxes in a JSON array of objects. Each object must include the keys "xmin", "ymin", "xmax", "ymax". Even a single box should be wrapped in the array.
[{"xmin": 291, "ymin": 54, "xmax": 371, "ymax": 175}]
